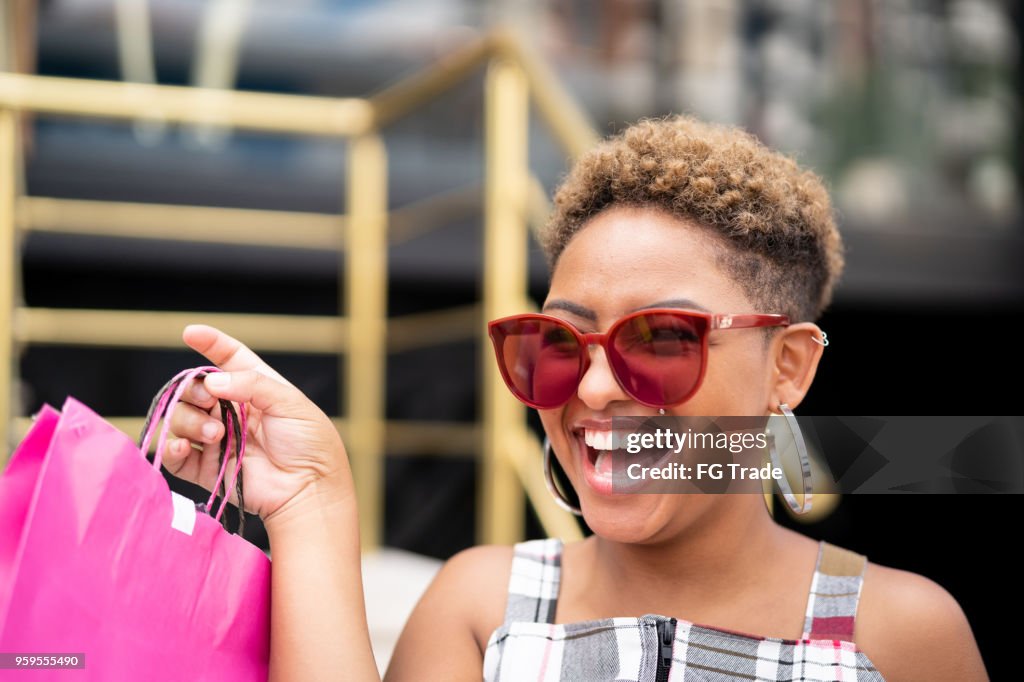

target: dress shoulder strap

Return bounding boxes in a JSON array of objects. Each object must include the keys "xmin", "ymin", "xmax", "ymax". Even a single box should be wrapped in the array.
[
  {"xmin": 801, "ymin": 540, "xmax": 868, "ymax": 641},
  {"xmin": 502, "ymin": 537, "xmax": 563, "ymax": 626}
]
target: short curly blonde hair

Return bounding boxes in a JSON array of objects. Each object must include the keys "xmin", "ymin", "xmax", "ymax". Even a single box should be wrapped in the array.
[{"xmin": 541, "ymin": 115, "xmax": 844, "ymax": 322}]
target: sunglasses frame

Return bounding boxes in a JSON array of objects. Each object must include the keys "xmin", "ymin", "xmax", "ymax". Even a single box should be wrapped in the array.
[{"xmin": 487, "ymin": 308, "xmax": 790, "ymax": 409}]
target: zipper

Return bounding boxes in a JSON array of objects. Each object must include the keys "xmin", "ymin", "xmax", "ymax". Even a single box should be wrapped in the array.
[{"xmin": 654, "ymin": 617, "xmax": 676, "ymax": 682}]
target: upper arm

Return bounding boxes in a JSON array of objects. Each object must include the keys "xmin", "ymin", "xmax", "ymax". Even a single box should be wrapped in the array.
[
  {"xmin": 856, "ymin": 563, "xmax": 989, "ymax": 682},
  {"xmin": 383, "ymin": 545, "xmax": 512, "ymax": 682}
]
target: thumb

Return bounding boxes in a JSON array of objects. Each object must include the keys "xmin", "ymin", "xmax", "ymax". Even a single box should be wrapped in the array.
[{"xmin": 203, "ymin": 370, "xmax": 308, "ymax": 418}]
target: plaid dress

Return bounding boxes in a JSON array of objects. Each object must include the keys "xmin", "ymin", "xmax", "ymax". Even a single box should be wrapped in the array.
[{"xmin": 483, "ymin": 538, "xmax": 885, "ymax": 681}]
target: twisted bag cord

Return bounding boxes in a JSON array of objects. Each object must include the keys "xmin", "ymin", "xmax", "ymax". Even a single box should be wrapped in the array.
[{"xmin": 139, "ymin": 372, "xmax": 246, "ymax": 536}]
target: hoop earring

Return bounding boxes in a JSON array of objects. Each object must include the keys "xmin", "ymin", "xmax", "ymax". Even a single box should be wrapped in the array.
[
  {"xmin": 766, "ymin": 403, "xmax": 813, "ymax": 514},
  {"xmin": 543, "ymin": 437, "xmax": 582, "ymax": 516}
]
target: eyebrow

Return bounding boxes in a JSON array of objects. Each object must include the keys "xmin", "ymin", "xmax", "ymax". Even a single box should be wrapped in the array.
[
  {"xmin": 542, "ymin": 299, "xmax": 597, "ymax": 320},
  {"xmin": 541, "ymin": 297, "xmax": 711, "ymax": 320},
  {"xmin": 631, "ymin": 298, "xmax": 711, "ymax": 314}
]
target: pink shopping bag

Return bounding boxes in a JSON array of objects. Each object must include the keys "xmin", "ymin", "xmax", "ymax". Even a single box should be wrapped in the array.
[{"xmin": 0, "ymin": 369, "xmax": 270, "ymax": 681}]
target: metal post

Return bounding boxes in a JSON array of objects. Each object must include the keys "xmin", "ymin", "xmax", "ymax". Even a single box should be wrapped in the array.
[
  {"xmin": 0, "ymin": 110, "xmax": 16, "ymax": 463},
  {"xmin": 345, "ymin": 133, "xmax": 388, "ymax": 551},
  {"xmin": 480, "ymin": 59, "xmax": 529, "ymax": 545}
]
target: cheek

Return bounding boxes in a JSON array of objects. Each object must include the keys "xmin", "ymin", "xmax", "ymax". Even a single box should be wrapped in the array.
[
  {"xmin": 538, "ymin": 406, "xmax": 582, "ymax": 480},
  {"xmin": 538, "ymin": 408, "xmax": 569, "ymax": 449},
  {"xmin": 692, "ymin": 343, "xmax": 771, "ymax": 413}
]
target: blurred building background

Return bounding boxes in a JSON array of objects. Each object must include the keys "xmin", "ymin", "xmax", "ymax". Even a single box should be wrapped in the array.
[{"xmin": 3, "ymin": 0, "xmax": 1022, "ymax": 676}]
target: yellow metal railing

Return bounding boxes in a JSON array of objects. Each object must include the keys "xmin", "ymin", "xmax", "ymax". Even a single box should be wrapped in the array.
[
  {"xmin": 17, "ymin": 185, "xmax": 482, "ymax": 248},
  {"xmin": 0, "ymin": 71, "xmax": 374, "ymax": 135},
  {"xmin": 1, "ymin": 111, "xmax": 15, "ymax": 467},
  {"xmin": 0, "ymin": 30, "xmax": 593, "ymax": 548},
  {"xmin": 344, "ymin": 133, "xmax": 388, "ymax": 549},
  {"xmin": 481, "ymin": 57, "xmax": 530, "ymax": 545}
]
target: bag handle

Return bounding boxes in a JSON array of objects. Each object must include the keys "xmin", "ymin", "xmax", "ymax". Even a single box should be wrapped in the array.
[{"xmin": 139, "ymin": 366, "xmax": 249, "ymax": 534}]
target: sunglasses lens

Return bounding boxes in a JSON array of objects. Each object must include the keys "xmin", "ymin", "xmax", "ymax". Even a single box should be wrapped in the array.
[
  {"xmin": 490, "ymin": 318, "xmax": 584, "ymax": 408},
  {"xmin": 609, "ymin": 313, "xmax": 707, "ymax": 406}
]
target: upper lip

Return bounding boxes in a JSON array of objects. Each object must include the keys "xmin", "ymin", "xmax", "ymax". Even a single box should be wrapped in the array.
[{"xmin": 570, "ymin": 416, "xmax": 650, "ymax": 433}]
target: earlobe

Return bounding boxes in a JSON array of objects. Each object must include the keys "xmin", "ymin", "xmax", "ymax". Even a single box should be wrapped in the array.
[{"xmin": 769, "ymin": 323, "xmax": 827, "ymax": 411}]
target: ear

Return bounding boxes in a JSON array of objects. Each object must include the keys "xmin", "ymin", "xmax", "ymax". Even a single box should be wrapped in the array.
[{"xmin": 768, "ymin": 323, "xmax": 826, "ymax": 411}]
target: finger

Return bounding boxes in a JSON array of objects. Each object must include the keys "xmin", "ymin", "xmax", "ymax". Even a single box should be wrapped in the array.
[
  {"xmin": 203, "ymin": 369, "xmax": 308, "ymax": 418},
  {"xmin": 206, "ymin": 451, "xmax": 243, "ymax": 509},
  {"xmin": 197, "ymin": 440, "xmax": 237, "ymax": 505},
  {"xmin": 182, "ymin": 325, "xmax": 291, "ymax": 385},
  {"xmin": 161, "ymin": 436, "xmax": 199, "ymax": 478},
  {"xmin": 163, "ymin": 437, "xmax": 226, "ymax": 501},
  {"xmin": 182, "ymin": 377, "xmax": 219, "ymax": 411},
  {"xmin": 169, "ymin": 401, "xmax": 225, "ymax": 445}
]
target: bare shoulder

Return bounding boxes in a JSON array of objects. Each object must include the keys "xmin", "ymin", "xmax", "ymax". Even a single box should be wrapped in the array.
[
  {"xmin": 384, "ymin": 544, "xmax": 514, "ymax": 681},
  {"xmin": 856, "ymin": 560, "xmax": 989, "ymax": 681},
  {"xmin": 432, "ymin": 544, "xmax": 515, "ymax": 647}
]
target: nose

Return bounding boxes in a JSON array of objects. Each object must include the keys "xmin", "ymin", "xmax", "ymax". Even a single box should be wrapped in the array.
[{"xmin": 576, "ymin": 344, "xmax": 630, "ymax": 410}]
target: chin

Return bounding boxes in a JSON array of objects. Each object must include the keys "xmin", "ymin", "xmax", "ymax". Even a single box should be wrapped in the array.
[{"xmin": 579, "ymin": 496, "xmax": 676, "ymax": 544}]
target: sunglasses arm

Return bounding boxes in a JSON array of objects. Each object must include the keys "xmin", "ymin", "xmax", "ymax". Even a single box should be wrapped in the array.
[{"xmin": 713, "ymin": 314, "xmax": 790, "ymax": 330}]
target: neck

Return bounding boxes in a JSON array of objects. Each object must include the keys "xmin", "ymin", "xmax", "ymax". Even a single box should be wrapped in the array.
[{"xmin": 589, "ymin": 496, "xmax": 788, "ymax": 612}]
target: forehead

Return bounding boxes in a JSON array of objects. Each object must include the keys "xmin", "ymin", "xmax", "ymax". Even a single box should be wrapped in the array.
[{"xmin": 545, "ymin": 206, "xmax": 749, "ymax": 320}]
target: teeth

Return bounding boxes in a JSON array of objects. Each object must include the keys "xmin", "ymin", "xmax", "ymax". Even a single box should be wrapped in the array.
[{"xmin": 583, "ymin": 428, "xmax": 625, "ymax": 450}]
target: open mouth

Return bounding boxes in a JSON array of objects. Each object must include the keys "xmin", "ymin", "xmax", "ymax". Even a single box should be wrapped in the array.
[
  {"xmin": 583, "ymin": 429, "xmax": 617, "ymax": 475},
  {"xmin": 571, "ymin": 426, "xmax": 649, "ymax": 495},
  {"xmin": 571, "ymin": 422, "xmax": 677, "ymax": 496}
]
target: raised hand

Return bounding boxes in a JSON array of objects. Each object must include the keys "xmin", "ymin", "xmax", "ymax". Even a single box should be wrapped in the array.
[{"xmin": 162, "ymin": 324, "xmax": 352, "ymax": 522}]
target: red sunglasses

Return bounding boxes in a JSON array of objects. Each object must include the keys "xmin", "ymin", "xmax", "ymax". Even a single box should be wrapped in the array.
[{"xmin": 487, "ymin": 308, "xmax": 789, "ymax": 409}]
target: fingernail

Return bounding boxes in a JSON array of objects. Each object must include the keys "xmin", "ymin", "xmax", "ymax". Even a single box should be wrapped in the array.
[
  {"xmin": 193, "ymin": 383, "xmax": 212, "ymax": 401},
  {"xmin": 202, "ymin": 422, "xmax": 220, "ymax": 440},
  {"xmin": 206, "ymin": 373, "xmax": 230, "ymax": 389}
]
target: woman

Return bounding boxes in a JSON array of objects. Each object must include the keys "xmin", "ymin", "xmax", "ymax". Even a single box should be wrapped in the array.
[{"xmin": 165, "ymin": 116, "xmax": 988, "ymax": 681}]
